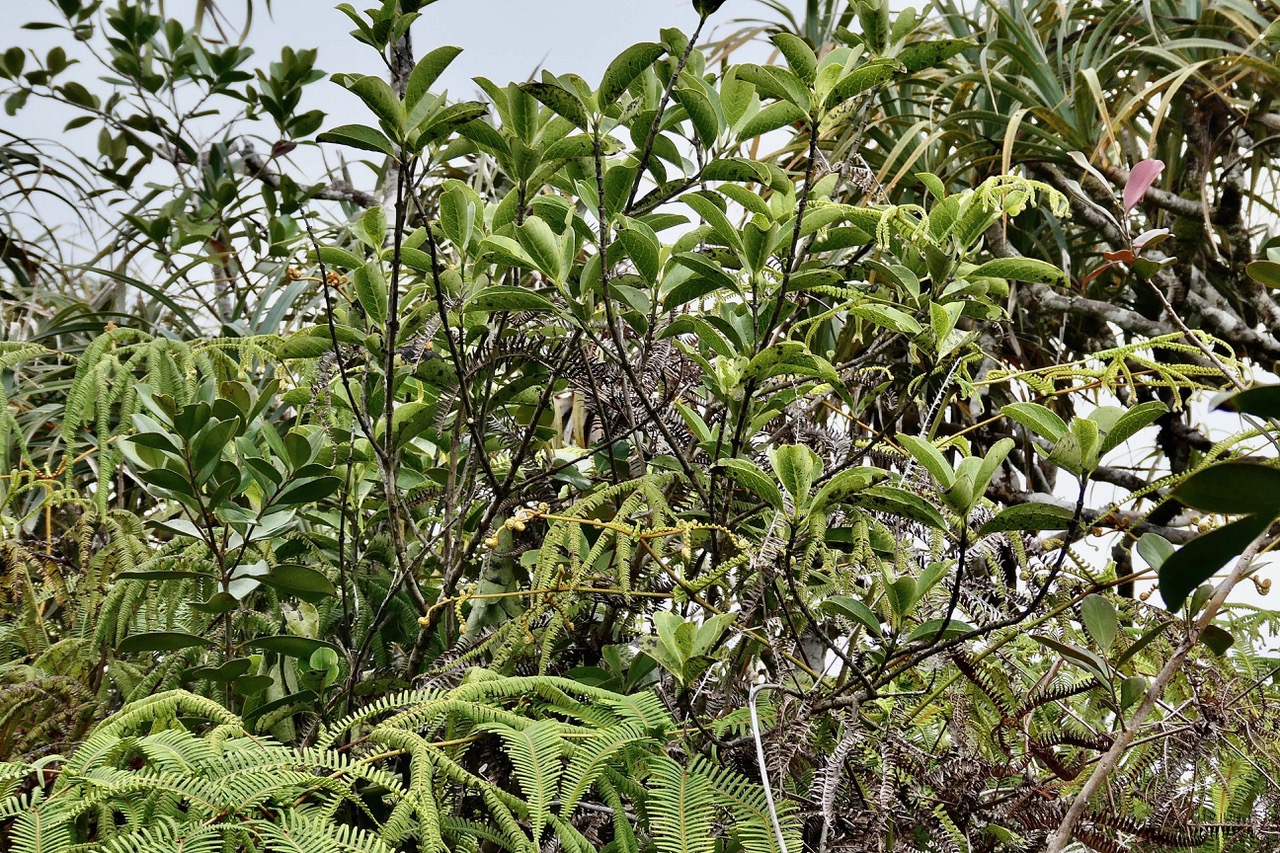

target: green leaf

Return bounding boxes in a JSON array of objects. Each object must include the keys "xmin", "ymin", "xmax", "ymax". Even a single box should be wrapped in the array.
[
  {"xmin": 598, "ymin": 42, "xmax": 665, "ymax": 108},
  {"xmin": 246, "ymin": 635, "xmax": 341, "ymax": 659},
  {"xmin": 852, "ymin": 485, "xmax": 946, "ymax": 529},
  {"xmin": 274, "ymin": 476, "xmax": 342, "ymax": 506},
  {"xmin": 770, "ymin": 444, "xmax": 822, "ymax": 507},
  {"xmin": 898, "ymin": 435, "xmax": 954, "ymax": 489},
  {"xmin": 316, "ymin": 124, "xmax": 395, "ymax": 156},
  {"xmin": 821, "ymin": 596, "xmax": 881, "ymax": 636},
  {"xmin": 1173, "ymin": 462, "xmax": 1280, "ymax": 516},
  {"xmin": 812, "ymin": 467, "xmax": 888, "ymax": 508},
  {"xmin": 467, "ymin": 285, "xmax": 557, "ymax": 313},
  {"xmin": 672, "ymin": 84, "xmax": 720, "ymax": 147},
  {"xmin": 971, "ymin": 257, "xmax": 1068, "ymax": 286},
  {"xmin": 1080, "ymin": 594, "xmax": 1118, "ymax": 653},
  {"xmin": 479, "ymin": 235, "xmax": 539, "ymax": 270},
  {"xmin": 897, "ymin": 38, "xmax": 975, "ymax": 73},
  {"xmin": 119, "ymin": 632, "xmax": 216, "ymax": 653},
  {"xmin": 850, "ymin": 303, "xmax": 922, "ymax": 335},
  {"xmin": 1002, "ymin": 402, "xmax": 1067, "ymax": 442},
  {"xmin": 1159, "ymin": 514, "xmax": 1271, "ymax": 611},
  {"xmin": 716, "ymin": 458, "xmax": 783, "ymax": 510},
  {"xmin": 1099, "ymin": 401, "xmax": 1167, "ymax": 455},
  {"xmin": 349, "ymin": 75, "xmax": 406, "ymax": 137},
  {"xmin": 1201, "ymin": 624, "xmax": 1235, "ymax": 655},
  {"xmin": 974, "ymin": 438, "xmax": 1015, "ymax": 498},
  {"xmin": 138, "ymin": 467, "xmax": 195, "ymax": 496},
  {"xmin": 521, "ymin": 82, "xmax": 590, "ymax": 130},
  {"xmin": 824, "ymin": 58, "xmax": 902, "ymax": 111},
  {"xmin": 279, "ymin": 334, "xmax": 333, "ymax": 360},
  {"xmin": 886, "ymin": 576, "xmax": 918, "ymax": 619},
  {"xmin": 978, "ymin": 502, "xmax": 1077, "ymax": 535},
  {"xmin": 771, "ymin": 34, "xmax": 818, "ymax": 85},
  {"xmin": 1116, "ymin": 621, "xmax": 1172, "ymax": 669},
  {"xmin": 405, "ymin": 45, "xmax": 463, "ymax": 107},
  {"xmin": 354, "ymin": 262, "xmax": 388, "ymax": 326},
  {"xmin": 1215, "ymin": 385, "xmax": 1280, "ymax": 419},
  {"xmin": 1135, "ymin": 533, "xmax": 1175, "ymax": 569},
  {"xmin": 261, "ymin": 564, "xmax": 337, "ymax": 603},
  {"xmin": 1033, "ymin": 634, "xmax": 1110, "ymax": 683},
  {"xmin": 1119, "ymin": 675, "xmax": 1148, "ymax": 710},
  {"xmin": 903, "ymin": 618, "xmax": 973, "ymax": 642},
  {"xmin": 1246, "ymin": 260, "xmax": 1280, "ymax": 289}
]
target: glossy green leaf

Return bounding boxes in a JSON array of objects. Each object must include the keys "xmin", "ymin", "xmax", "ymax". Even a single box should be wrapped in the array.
[
  {"xmin": 1159, "ymin": 514, "xmax": 1271, "ymax": 611},
  {"xmin": 1215, "ymin": 385, "xmax": 1280, "ymax": 419},
  {"xmin": 1172, "ymin": 462, "xmax": 1280, "ymax": 516},
  {"xmin": 316, "ymin": 123, "xmax": 395, "ymax": 156},
  {"xmin": 119, "ymin": 632, "xmax": 216, "ymax": 653}
]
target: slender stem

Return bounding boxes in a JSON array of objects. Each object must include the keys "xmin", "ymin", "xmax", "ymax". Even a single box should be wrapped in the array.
[{"xmin": 1046, "ymin": 530, "xmax": 1273, "ymax": 851}]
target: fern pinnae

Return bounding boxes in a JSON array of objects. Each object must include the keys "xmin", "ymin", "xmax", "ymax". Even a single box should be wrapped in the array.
[
  {"xmin": 559, "ymin": 721, "xmax": 650, "ymax": 818},
  {"xmin": 484, "ymin": 719, "xmax": 564, "ymax": 847},
  {"xmin": 648, "ymin": 755, "xmax": 718, "ymax": 853}
]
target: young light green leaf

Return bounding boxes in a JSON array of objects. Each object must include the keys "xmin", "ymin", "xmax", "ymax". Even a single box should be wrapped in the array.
[
  {"xmin": 1099, "ymin": 400, "xmax": 1167, "ymax": 455},
  {"xmin": 771, "ymin": 444, "xmax": 822, "ymax": 508}
]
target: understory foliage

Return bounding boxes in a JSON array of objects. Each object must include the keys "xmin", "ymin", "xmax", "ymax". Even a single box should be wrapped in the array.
[{"xmin": 3, "ymin": 0, "xmax": 1280, "ymax": 850}]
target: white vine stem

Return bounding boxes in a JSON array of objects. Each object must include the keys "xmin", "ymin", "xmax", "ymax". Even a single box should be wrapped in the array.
[
  {"xmin": 749, "ymin": 683, "xmax": 791, "ymax": 853},
  {"xmin": 1045, "ymin": 532, "xmax": 1272, "ymax": 850}
]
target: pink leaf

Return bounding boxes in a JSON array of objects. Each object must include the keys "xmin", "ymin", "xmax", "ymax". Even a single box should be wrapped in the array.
[{"xmin": 1123, "ymin": 159, "xmax": 1165, "ymax": 212}]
